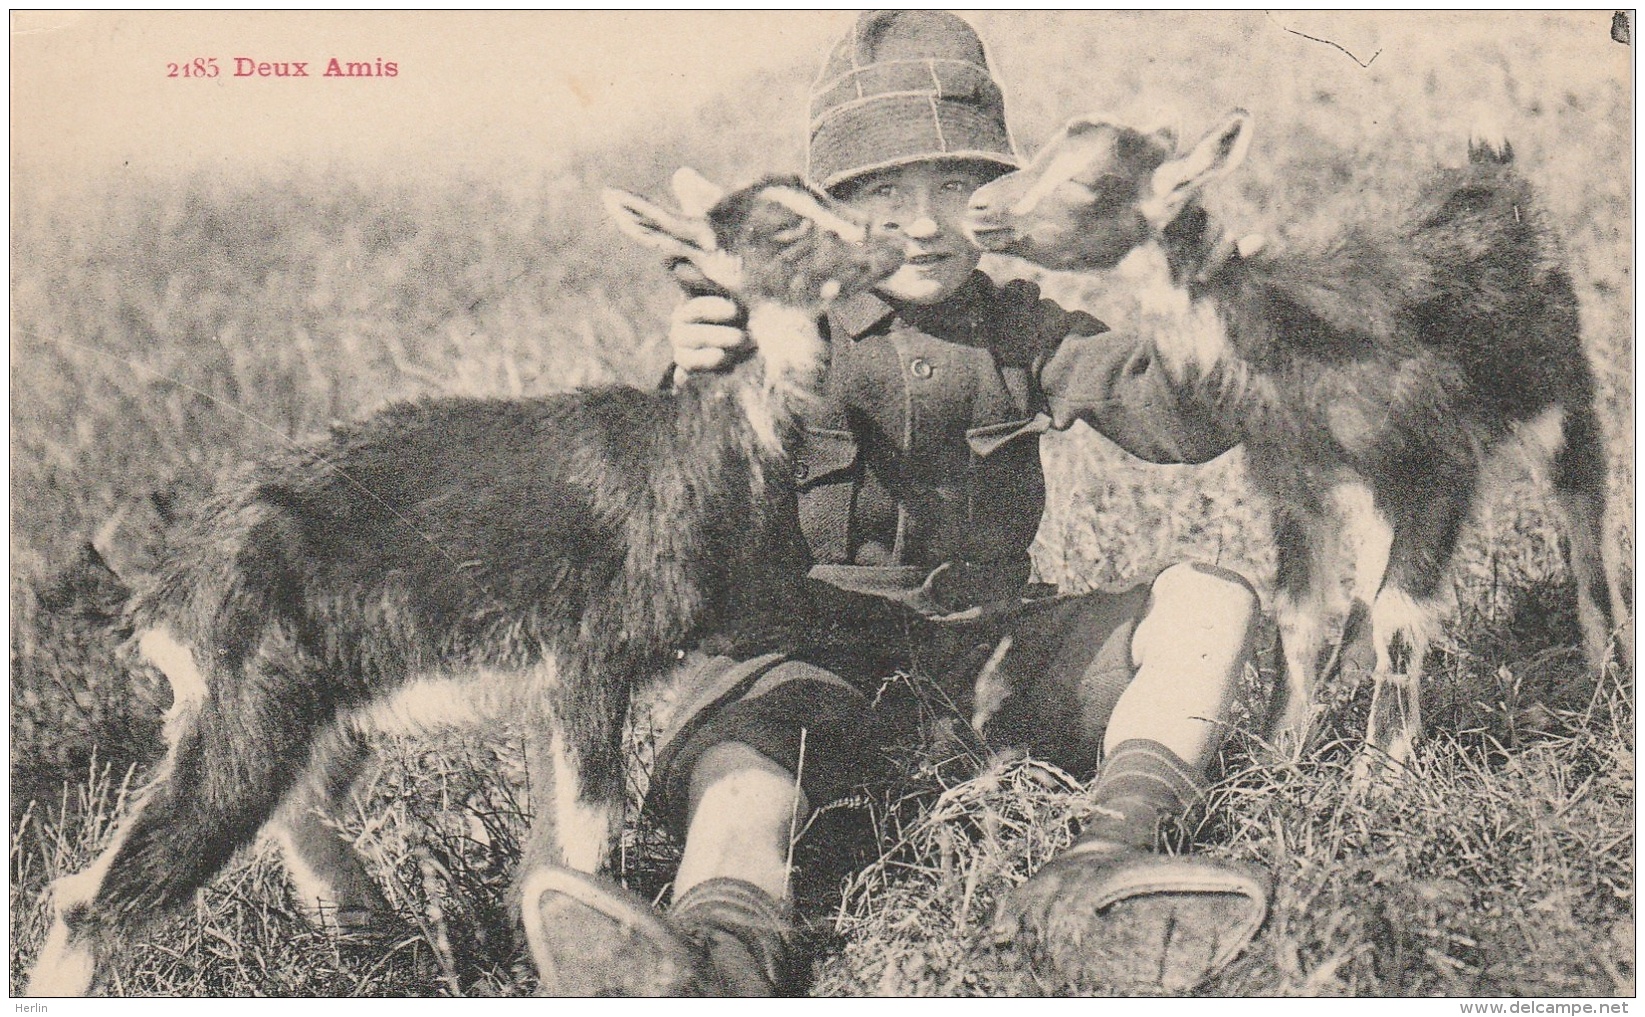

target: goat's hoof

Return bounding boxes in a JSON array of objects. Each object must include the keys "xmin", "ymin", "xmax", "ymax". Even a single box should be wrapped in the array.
[
  {"xmin": 1259, "ymin": 718, "xmax": 1316, "ymax": 766},
  {"xmin": 305, "ymin": 904, "xmax": 403, "ymax": 946},
  {"xmin": 1349, "ymin": 751, "xmax": 1382, "ymax": 789},
  {"xmin": 293, "ymin": 883, "xmax": 398, "ymax": 944},
  {"xmin": 1349, "ymin": 741, "xmax": 1413, "ymax": 790},
  {"xmin": 1269, "ymin": 733, "xmax": 1309, "ymax": 765},
  {"xmin": 26, "ymin": 915, "xmax": 101, "ymax": 997}
]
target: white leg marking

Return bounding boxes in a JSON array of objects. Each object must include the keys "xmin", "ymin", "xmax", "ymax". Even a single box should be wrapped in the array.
[
  {"xmin": 359, "ymin": 677, "xmax": 486, "ymax": 734},
  {"xmin": 1511, "ymin": 405, "xmax": 1567, "ymax": 466},
  {"xmin": 1556, "ymin": 485, "xmax": 1616, "ymax": 668},
  {"xmin": 1600, "ymin": 506, "xmax": 1631, "ymax": 667},
  {"xmin": 354, "ymin": 661, "xmax": 548, "ymax": 737},
  {"xmin": 548, "ymin": 733, "xmax": 617, "ymax": 875},
  {"xmin": 1327, "ymin": 481, "xmax": 1393, "ymax": 608},
  {"xmin": 970, "ymin": 635, "xmax": 1014, "ymax": 733},
  {"xmin": 1363, "ymin": 665, "xmax": 1422, "ymax": 770},
  {"xmin": 28, "ymin": 836, "xmax": 124, "ymax": 996},
  {"xmin": 273, "ymin": 822, "xmax": 348, "ymax": 926},
  {"xmin": 1514, "ymin": 403, "xmax": 1627, "ymax": 667},
  {"xmin": 1368, "ymin": 587, "xmax": 1441, "ymax": 676},
  {"xmin": 1365, "ymin": 586, "xmax": 1447, "ymax": 764},
  {"xmin": 1273, "ymin": 587, "xmax": 1329, "ymax": 747},
  {"xmin": 43, "ymin": 626, "xmax": 217, "ymax": 994},
  {"xmin": 26, "ymin": 908, "xmax": 99, "ymax": 996},
  {"xmin": 1272, "ymin": 506, "xmax": 1352, "ymax": 733},
  {"xmin": 270, "ymin": 814, "xmax": 386, "ymax": 932}
]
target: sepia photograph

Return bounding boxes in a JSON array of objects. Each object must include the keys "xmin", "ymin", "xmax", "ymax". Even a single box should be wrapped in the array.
[{"xmin": 9, "ymin": 10, "xmax": 1634, "ymax": 998}]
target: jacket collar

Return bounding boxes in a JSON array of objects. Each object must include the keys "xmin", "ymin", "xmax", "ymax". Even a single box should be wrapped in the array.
[
  {"xmin": 826, "ymin": 272, "xmax": 997, "ymax": 341},
  {"xmin": 828, "ymin": 289, "xmax": 897, "ymax": 339}
]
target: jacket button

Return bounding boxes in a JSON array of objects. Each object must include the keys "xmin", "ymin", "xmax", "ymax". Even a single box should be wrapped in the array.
[
  {"xmin": 794, "ymin": 462, "xmax": 810, "ymax": 481},
  {"xmin": 909, "ymin": 357, "xmax": 934, "ymax": 379}
]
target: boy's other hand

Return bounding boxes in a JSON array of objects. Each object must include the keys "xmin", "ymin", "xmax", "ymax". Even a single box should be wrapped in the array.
[{"xmin": 670, "ymin": 295, "xmax": 751, "ymax": 378}]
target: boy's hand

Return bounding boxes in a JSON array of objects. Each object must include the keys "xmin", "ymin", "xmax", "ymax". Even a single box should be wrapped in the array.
[{"xmin": 669, "ymin": 295, "xmax": 751, "ymax": 380}]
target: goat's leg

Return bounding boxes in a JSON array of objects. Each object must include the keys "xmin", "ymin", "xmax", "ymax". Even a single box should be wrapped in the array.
[
  {"xmin": 518, "ymin": 726, "xmax": 625, "ymax": 879},
  {"xmin": 1336, "ymin": 481, "xmax": 1395, "ymax": 634},
  {"xmin": 27, "ymin": 629, "xmax": 335, "ymax": 996},
  {"xmin": 1363, "ymin": 484, "xmax": 1470, "ymax": 768},
  {"xmin": 513, "ymin": 656, "xmax": 628, "ymax": 884},
  {"xmin": 268, "ymin": 725, "xmax": 391, "ymax": 936},
  {"xmin": 1552, "ymin": 401, "xmax": 1629, "ymax": 670},
  {"xmin": 516, "ymin": 672, "xmax": 683, "ymax": 995},
  {"xmin": 1269, "ymin": 513, "xmax": 1336, "ymax": 755},
  {"xmin": 1306, "ymin": 482, "xmax": 1393, "ymax": 696}
]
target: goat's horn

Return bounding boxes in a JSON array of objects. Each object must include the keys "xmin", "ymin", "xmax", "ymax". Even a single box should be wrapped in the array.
[{"xmin": 672, "ymin": 168, "xmax": 725, "ymax": 218}]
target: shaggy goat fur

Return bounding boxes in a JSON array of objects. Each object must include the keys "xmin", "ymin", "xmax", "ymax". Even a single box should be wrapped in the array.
[
  {"xmin": 965, "ymin": 112, "xmax": 1624, "ymax": 764},
  {"xmin": 26, "ymin": 172, "xmax": 903, "ymax": 996}
]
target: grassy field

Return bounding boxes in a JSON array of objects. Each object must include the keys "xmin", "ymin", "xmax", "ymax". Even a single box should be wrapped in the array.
[{"xmin": 9, "ymin": 12, "xmax": 1633, "ymax": 997}]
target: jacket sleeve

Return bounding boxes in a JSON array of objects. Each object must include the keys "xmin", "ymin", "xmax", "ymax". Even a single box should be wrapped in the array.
[{"xmin": 1034, "ymin": 305, "xmax": 1239, "ymax": 466}]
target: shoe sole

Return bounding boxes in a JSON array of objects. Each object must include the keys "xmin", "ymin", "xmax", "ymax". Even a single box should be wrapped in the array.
[
  {"xmin": 1008, "ymin": 847, "xmax": 1270, "ymax": 993},
  {"xmin": 521, "ymin": 866, "xmax": 703, "ymax": 996}
]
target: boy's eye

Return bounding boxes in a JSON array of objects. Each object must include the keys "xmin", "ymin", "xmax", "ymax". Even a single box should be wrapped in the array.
[
  {"xmin": 871, "ymin": 184, "xmax": 896, "ymax": 200},
  {"xmin": 941, "ymin": 179, "xmax": 971, "ymax": 194}
]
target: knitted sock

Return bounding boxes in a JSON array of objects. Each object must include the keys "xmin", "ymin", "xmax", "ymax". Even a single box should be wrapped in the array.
[
  {"xmin": 1079, "ymin": 739, "xmax": 1209, "ymax": 851},
  {"xmin": 671, "ymin": 877, "xmax": 800, "ymax": 996}
]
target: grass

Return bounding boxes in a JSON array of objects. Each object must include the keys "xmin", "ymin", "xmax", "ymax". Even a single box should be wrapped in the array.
[
  {"xmin": 8, "ymin": 10, "xmax": 1633, "ymax": 999},
  {"xmin": 9, "ymin": 622, "xmax": 1633, "ymax": 996},
  {"xmin": 810, "ymin": 649, "xmax": 1634, "ymax": 997}
]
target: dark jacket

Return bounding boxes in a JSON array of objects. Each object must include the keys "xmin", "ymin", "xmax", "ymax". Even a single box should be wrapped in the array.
[{"xmin": 793, "ymin": 271, "xmax": 1236, "ymax": 614}]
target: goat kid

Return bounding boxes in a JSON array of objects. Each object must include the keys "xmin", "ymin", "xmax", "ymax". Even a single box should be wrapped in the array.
[
  {"xmin": 964, "ymin": 111, "xmax": 1625, "ymax": 765},
  {"xmin": 26, "ymin": 171, "xmax": 903, "ymax": 996}
]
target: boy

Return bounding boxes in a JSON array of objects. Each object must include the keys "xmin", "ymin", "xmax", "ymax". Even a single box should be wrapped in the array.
[{"xmin": 527, "ymin": 11, "xmax": 1271, "ymax": 995}]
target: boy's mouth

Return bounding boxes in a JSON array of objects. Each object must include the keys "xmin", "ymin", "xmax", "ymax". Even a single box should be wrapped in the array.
[
  {"xmin": 964, "ymin": 226, "xmax": 1014, "ymax": 251},
  {"xmin": 907, "ymin": 252, "xmax": 951, "ymax": 267}
]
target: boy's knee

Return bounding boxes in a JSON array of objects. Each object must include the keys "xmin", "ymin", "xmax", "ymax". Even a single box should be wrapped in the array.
[
  {"xmin": 1149, "ymin": 561, "xmax": 1260, "ymax": 626},
  {"xmin": 689, "ymin": 741, "xmax": 800, "ymax": 810},
  {"xmin": 646, "ymin": 658, "xmax": 874, "ymax": 836}
]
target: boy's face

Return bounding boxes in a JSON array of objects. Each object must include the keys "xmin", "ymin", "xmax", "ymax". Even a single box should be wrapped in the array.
[{"xmin": 837, "ymin": 161, "xmax": 993, "ymax": 305}]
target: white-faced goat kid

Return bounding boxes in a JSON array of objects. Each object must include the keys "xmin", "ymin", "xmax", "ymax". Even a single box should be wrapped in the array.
[
  {"xmin": 965, "ymin": 111, "xmax": 1625, "ymax": 765},
  {"xmin": 26, "ymin": 172, "xmax": 903, "ymax": 996}
]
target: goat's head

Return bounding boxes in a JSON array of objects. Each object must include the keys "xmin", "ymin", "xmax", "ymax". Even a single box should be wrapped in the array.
[
  {"xmin": 964, "ymin": 111, "xmax": 1252, "ymax": 271},
  {"xmin": 607, "ymin": 172, "xmax": 904, "ymax": 400},
  {"xmin": 605, "ymin": 170, "xmax": 905, "ymax": 316}
]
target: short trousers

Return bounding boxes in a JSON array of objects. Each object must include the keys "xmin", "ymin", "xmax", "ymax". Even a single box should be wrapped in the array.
[{"xmin": 643, "ymin": 576, "xmax": 1157, "ymax": 835}]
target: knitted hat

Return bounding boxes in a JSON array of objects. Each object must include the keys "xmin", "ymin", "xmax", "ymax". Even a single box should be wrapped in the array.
[{"xmin": 808, "ymin": 11, "xmax": 1018, "ymax": 192}]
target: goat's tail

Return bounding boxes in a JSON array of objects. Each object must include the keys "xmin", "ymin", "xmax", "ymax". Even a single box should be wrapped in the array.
[
  {"xmin": 1406, "ymin": 125, "xmax": 1554, "ymax": 321},
  {"xmin": 1467, "ymin": 125, "xmax": 1515, "ymax": 167}
]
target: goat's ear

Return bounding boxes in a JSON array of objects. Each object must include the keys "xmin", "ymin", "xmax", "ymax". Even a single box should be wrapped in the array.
[
  {"xmin": 1063, "ymin": 112, "xmax": 1122, "ymax": 137},
  {"xmin": 1061, "ymin": 113, "xmax": 1177, "ymax": 161},
  {"xmin": 1038, "ymin": 112, "xmax": 1119, "ymax": 158},
  {"xmin": 603, "ymin": 189, "xmax": 718, "ymax": 256},
  {"xmin": 1143, "ymin": 109, "xmax": 1253, "ymax": 226},
  {"xmin": 671, "ymin": 167, "xmax": 725, "ymax": 218}
]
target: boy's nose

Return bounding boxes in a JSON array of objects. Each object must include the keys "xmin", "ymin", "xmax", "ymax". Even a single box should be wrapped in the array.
[{"xmin": 903, "ymin": 214, "xmax": 941, "ymax": 240}]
